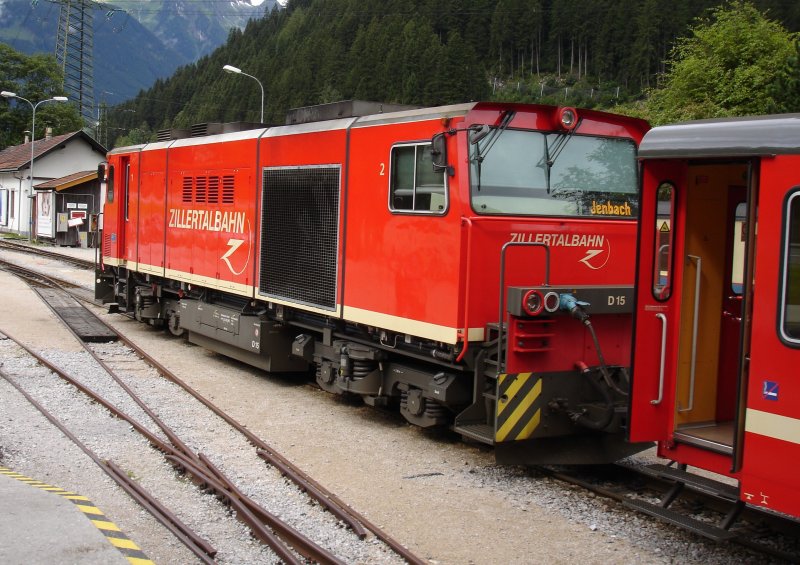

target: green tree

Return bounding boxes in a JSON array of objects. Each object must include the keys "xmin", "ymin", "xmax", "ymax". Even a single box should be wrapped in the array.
[
  {"xmin": 645, "ymin": 1, "xmax": 800, "ymax": 123},
  {"xmin": 113, "ymin": 121, "xmax": 155, "ymax": 147},
  {"xmin": 0, "ymin": 44, "xmax": 82, "ymax": 148}
]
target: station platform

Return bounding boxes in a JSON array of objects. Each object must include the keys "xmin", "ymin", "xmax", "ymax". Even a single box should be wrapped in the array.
[{"xmin": 0, "ymin": 468, "xmax": 147, "ymax": 564}]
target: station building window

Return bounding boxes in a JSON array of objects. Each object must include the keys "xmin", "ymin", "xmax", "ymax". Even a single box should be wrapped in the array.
[
  {"xmin": 389, "ymin": 142, "xmax": 447, "ymax": 214},
  {"xmin": 781, "ymin": 190, "xmax": 800, "ymax": 344}
]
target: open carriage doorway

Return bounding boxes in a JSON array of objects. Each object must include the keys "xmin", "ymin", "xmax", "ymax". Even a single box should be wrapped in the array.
[{"xmin": 671, "ymin": 163, "xmax": 753, "ymax": 458}]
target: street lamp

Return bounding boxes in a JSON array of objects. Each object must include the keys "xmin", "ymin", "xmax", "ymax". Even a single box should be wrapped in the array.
[
  {"xmin": 1, "ymin": 91, "xmax": 68, "ymax": 241},
  {"xmin": 223, "ymin": 64, "xmax": 264, "ymax": 123}
]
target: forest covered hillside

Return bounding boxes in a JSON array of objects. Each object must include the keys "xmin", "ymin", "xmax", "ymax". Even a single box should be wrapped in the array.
[{"xmin": 108, "ymin": 0, "xmax": 800, "ymax": 147}]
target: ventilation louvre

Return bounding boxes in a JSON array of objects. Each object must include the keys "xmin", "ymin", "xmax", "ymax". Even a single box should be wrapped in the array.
[{"xmin": 181, "ymin": 175, "xmax": 235, "ymax": 204}]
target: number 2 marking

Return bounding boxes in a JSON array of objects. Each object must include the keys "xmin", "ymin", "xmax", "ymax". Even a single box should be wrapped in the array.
[{"xmin": 379, "ymin": 163, "xmax": 385, "ymax": 176}]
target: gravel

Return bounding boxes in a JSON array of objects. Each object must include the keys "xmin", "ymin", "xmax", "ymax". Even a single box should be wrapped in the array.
[{"xmin": 0, "ymin": 244, "xmax": 775, "ymax": 564}]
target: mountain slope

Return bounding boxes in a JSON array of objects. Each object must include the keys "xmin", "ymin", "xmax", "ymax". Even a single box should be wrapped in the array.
[
  {"xmin": 105, "ymin": 0, "xmax": 274, "ymax": 62},
  {"xmin": 0, "ymin": 0, "xmax": 275, "ymax": 104}
]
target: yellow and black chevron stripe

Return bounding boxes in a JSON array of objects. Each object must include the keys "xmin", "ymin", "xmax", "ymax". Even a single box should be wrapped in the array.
[
  {"xmin": 0, "ymin": 467, "xmax": 154, "ymax": 565},
  {"xmin": 495, "ymin": 372, "xmax": 542, "ymax": 442}
]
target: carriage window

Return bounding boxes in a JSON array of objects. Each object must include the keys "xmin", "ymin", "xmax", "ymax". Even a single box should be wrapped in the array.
[
  {"xmin": 653, "ymin": 182, "xmax": 675, "ymax": 301},
  {"xmin": 781, "ymin": 191, "xmax": 800, "ymax": 343},
  {"xmin": 390, "ymin": 143, "xmax": 447, "ymax": 214},
  {"xmin": 731, "ymin": 202, "xmax": 746, "ymax": 294}
]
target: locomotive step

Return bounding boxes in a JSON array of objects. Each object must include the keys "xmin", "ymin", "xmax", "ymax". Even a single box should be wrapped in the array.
[
  {"xmin": 643, "ymin": 464, "xmax": 740, "ymax": 501},
  {"xmin": 623, "ymin": 498, "xmax": 736, "ymax": 542},
  {"xmin": 454, "ymin": 423, "xmax": 495, "ymax": 445}
]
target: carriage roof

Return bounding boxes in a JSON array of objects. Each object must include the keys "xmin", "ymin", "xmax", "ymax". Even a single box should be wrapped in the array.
[{"xmin": 639, "ymin": 113, "xmax": 800, "ymax": 159}]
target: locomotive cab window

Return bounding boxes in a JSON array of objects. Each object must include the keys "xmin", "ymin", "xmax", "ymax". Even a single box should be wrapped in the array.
[
  {"xmin": 106, "ymin": 165, "xmax": 115, "ymax": 203},
  {"xmin": 389, "ymin": 143, "xmax": 447, "ymax": 214},
  {"xmin": 780, "ymin": 190, "xmax": 800, "ymax": 343},
  {"xmin": 470, "ymin": 130, "xmax": 638, "ymax": 217}
]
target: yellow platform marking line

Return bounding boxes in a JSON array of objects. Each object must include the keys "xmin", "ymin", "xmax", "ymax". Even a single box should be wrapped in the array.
[
  {"xmin": 495, "ymin": 372, "xmax": 543, "ymax": 442},
  {"xmin": 0, "ymin": 467, "xmax": 154, "ymax": 565}
]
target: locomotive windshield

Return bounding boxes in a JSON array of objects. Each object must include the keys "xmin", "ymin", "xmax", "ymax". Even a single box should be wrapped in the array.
[{"xmin": 470, "ymin": 129, "xmax": 638, "ymax": 218}]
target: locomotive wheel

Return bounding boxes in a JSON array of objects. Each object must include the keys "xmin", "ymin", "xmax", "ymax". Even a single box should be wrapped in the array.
[
  {"xmin": 167, "ymin": 310, "xmax": 184, "ymax": 337},
  {"xmin": 406, "ymin": 389, "xmax": 425, "ymax": 416}
]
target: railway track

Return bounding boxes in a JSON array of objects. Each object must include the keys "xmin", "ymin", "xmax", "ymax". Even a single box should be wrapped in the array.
[
  {"xmin": 0, "ymin": 238, "xmax": 97, "ymax": 270},
  {"xmin": 543, "ymin": 463, "xmax": 800, "ymax": 563},
  {"xmin": 2, "ymin": 242, "xmax": 799, "ymax": 563},
  {"xmin": 0, "ymin": 259, "xmax": 423, "ymax": 564}
]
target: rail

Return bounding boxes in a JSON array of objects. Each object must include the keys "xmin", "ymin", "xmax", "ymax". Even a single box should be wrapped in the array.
[{"xmin": 0, "ymin": 254, "xmax": 424, "ymax": 564}]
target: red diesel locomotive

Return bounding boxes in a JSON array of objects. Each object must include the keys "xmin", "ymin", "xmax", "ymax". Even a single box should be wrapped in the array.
[
  {"xmin": 96, "ymin": 101, "xmax": 649, "ymax": 464},
  {"xmin": 631, "ymin": 114, "xmax": 800, "ymax": 520}
]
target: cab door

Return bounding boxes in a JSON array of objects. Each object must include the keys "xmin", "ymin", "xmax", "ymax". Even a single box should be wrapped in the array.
[
  {"xmin": 629, "ymin": 160, "xmax": 685, "ymax": 441},
  {"xmin": 121, "ymin": 155, "xmax": 140, "ymax": 265}
]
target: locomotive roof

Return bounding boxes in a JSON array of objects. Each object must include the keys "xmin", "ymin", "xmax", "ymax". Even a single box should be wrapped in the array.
[{"xmin": 638, "ymin": 113, "xmax": 800, "ymax": 159}]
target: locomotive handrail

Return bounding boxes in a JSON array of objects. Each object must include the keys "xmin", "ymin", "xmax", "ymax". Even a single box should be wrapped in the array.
[
  {"xmin": 456, "ymin": 217, "xmax": 474, "ymax": 363},
  {"xmin": 679, "ymin": 254, "xmax": 701, "ymax": 413},
  {"xmin": 497, "ymin": 241, "xmax": 551, "ymax": 373},
  {"xmin": 651, "ymin": 313, "xmax": 668, "ymax": 405}
]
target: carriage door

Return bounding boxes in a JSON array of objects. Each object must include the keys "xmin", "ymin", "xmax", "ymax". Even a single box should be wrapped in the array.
[
  {"xmin": 629, "ymin": 160, "xmax": 685, "ymax": 441},
  {"xmin": 671, "ymin": 163, "xmax": 750, "ymax": 457}
]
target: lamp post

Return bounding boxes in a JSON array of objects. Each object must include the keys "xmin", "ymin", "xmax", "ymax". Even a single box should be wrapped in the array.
[
  {"xmin": 1, "ymin": 91, "xmax": 68, "ymax": 241},
  {"xmin": 223, "ymin": 65, "xmax": 264, "ymax": 123}
]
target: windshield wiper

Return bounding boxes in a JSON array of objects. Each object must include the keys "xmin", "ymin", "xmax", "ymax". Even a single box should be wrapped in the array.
[
  {"xmin": 472, "ymin": 110, "xmax": 516, "ymax": 191},
  {"xmin": 542, "ymin": 127, "xmax": 578, "ymax": 194}
]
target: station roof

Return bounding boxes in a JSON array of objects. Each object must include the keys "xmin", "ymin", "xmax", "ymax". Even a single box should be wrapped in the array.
[
  {"xmin": 34, "ymin": 170, "xmax": 97, "ymax": 191},
  {"xmin": 638, "ymin": 113, "xmax": 800, "ymax": 159},
  {"xmin": 0, "ymin": 131, "xmax": 106, "ymax": 172}
]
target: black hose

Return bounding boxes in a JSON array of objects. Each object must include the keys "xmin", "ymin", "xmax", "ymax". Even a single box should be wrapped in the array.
[
  {"xmin": 571, "ymin": 369, "xmax": 615, "ymax": 430},
  {"xmin": 584, "ymin": 318, "xmax": 628, "ymax": 396}
]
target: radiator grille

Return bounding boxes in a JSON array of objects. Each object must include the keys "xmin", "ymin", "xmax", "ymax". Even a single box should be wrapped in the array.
[{"xmin": 259, "ymin": 166, "xmax": 340, "ymax": 310}]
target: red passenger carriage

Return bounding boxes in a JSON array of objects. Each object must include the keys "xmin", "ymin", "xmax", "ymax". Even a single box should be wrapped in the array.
[
  {"xmin": 97, "ymin": 101, "xmax": 649, "ymax": 464},
  {"xmin": 631, "ymin": 114, "xmax": 800, "ymax": 519}
]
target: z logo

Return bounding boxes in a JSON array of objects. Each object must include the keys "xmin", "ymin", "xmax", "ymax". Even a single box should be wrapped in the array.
[
  {"xmin": 219, "ymin": 219, "xmax": 252, "ymax": 275},
  {"xmin": 579, "ymin": 249, "xmax": 604, "ymax": 269},
  {"xmin": 579, "ymin": 238, "xmax": 611, "ymax": 270}
]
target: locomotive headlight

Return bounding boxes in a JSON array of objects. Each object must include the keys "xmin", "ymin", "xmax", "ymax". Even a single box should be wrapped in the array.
[
  {"xmin": 522, "ymin": 289, "xmax": 544, "ymax": 316},
  {"xmin": 544, "ymin": 291, "xmax": 561, "ymax": 313},
  {"xmin": 558, "ymin": 107, "xmax": 578, "ymax": 130}
]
